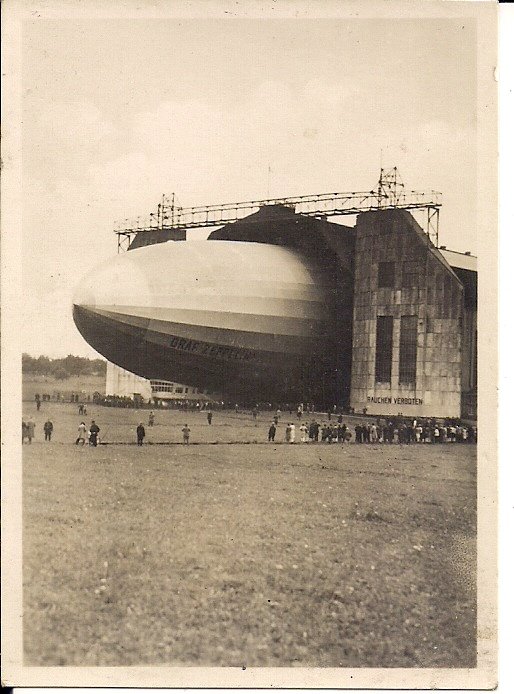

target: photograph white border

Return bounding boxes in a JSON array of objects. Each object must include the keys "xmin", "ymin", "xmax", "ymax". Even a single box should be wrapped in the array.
[{"xmin": 1, "ymin": 0, "xmax": 499, "ymax": 689}]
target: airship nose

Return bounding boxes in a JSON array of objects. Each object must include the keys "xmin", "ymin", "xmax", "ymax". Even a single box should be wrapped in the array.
[
  {"xmin": 72, "ymin": 252, "xmax": 151, "ymax": 310},
  {"xmin": 72, "ymin": 252, "xmax": 154, "ymax": 366}
]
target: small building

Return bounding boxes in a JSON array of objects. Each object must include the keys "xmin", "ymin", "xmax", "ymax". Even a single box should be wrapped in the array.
[
  {"xmin": 105, "ymin": 362, "xmax": 152, "ymax": 401},
  {"xmin": 105, "ymin": 363, "xmax": 215, "ymax": 403}
]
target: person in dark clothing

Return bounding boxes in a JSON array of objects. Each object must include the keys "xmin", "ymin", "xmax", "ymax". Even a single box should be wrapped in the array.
[
  {"xmin": 268, "ymin": 422, "xmax": 276, "ymax": 442},
  {"xmin": 43, "ymin": 419, "xmax": 53, "ymax": 441},
  {"xmin": 136, "ymin": 423, "xmax": 145, "ymax": 446},
  {"xmin": 207, "ymin": 410, "xmax": 213, "ymax": 425},
  {"xmin": 89, "ymin": 421, "xmax": 100, "ymax": 447}
]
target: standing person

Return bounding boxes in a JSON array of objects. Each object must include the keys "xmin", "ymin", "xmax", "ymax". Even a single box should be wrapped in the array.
[
  {"xmin": 289, "ymin": 423, "xmax": 296, "ymax": 443},
  {"xmin": 43, "ymin": 419, "xmax": 53, "ymax": 441},
  {"xmin": 285, "ymin": 423, "xmax": 292, "ymax": 443},
  {"xmin": 148, "ymin": 411, "xmax": 155, "ymax": 427},
  {"xmin": 136, "ymin": 423, "xmax": 145, "ymax": 446},
  {"xmin": 268, "ymin": 422, "xmax": 276, "ymax": 442},
  {"xmin": 76, "ymin": 421, "xmax": 87, "ymax": 445},
  {"xmin": 252, "ymin": 407, "xmax": 258, "ymax": 420},
  {"xmin": 299, "ymin": 423, "xmax": 308, "ymax": 442},
  {"xmin": 89, "ymin": 420, "xmax": 100, "ymax": 447},
  {"xmin": 35, "ymin": 394, "xmax": 41, "ymax": 411},
  {"xmin": 26, "ymin": 418, "xmax": 35, "ymax": 444},
  {"xmin": 182, "ymin": 423, "xmax": 191, "ymax": 444},
  {"xmin": 22, "ymin": 419, "xmax": 27, "ymax": 443},
  {"xmin": 297, "ymin": 405, "xmax": 302, "ymax": 420},
  {"xmin": 235, "ymin": 404, "xmax": 239, "ymax": 414},
  {"xmin": 207, "ymin": 410, "xmax": 213, "ymax": 425}
]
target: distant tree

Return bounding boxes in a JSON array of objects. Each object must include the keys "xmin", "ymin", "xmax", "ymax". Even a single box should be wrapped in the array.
[{"xmin": 22, "ymin": 353, "xmax": 107, "ymax": 378}]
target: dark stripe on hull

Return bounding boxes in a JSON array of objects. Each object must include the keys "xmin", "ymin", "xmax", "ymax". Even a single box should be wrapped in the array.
[{"xmin": 73, "ymin": 304, "xmax": 330, "ymax": 400}]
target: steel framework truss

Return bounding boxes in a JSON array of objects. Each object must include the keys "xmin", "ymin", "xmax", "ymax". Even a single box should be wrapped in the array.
[{"xmin": 115, "ymin": 168, "xmax": 441, "ymax": 251}]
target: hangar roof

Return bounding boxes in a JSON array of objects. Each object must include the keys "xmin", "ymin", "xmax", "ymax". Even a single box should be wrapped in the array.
[{"xmin": 440, "ymin": 249, "xmax": 477, "ymax": 273}]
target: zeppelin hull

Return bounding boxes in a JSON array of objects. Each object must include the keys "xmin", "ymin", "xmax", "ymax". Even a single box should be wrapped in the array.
[{"xmin": 73, "ymin": 240, "xmax": 339, "ymax": 400}]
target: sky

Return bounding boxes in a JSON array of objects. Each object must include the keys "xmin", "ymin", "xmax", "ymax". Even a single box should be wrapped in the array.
[{"xmin": 21, "ymin": 16, "xmax": 478, "ymax": 358}]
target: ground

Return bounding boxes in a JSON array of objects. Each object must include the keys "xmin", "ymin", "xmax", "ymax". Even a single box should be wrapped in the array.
[{"xmin": 23, "ymin": 402, "xmax": 476, "ymax": 667}]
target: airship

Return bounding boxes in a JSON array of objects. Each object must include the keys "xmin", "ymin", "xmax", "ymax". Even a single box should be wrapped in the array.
[{"xmin": 73, "ymin": 238, "xmax": 340, "ymax": 401}]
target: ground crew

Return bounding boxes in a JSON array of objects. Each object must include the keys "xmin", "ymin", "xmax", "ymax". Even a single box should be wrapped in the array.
[
  {"xmin": 136, "ymin": 423, "xmax": 145, "ymax": 446},
  {"xmin": 76, "ymin": 422, "xmax": 87, "ymax": 445},
  {"xmin": 26, "ymin": 419, "xmax": 36, "ymax": 444},
  {"xmin": 43, "ymin": 419, "xmax": 53, "ymax": 441},
  {"xmin": 89, "ymin": 420, "xmax": 100, "ymax": 446}
]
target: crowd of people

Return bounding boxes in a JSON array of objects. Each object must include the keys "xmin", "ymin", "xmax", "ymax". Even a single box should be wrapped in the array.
[
  {"xmin": 22, "ymin": 399, "xmax": 477, "ymax": 447},
  {"xmin": 268, "ymin": 416, "xmax": 477, "ymax": 445},
  {"xmin": 353, "ymin": 420, "xmax": 477, "ymax": 444}
]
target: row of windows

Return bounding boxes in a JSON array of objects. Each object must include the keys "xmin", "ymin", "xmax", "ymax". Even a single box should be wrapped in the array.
[
  {"xmin": 377, "ymin": 261, "xmax": 459, "ymax": 292},
  {"xmin": 375, "ymin": 315, "xmax": 418, "ymax": 386},
  {"xmin": 150, "ymin": 381, "xmax": 202, "ymax": 395}
]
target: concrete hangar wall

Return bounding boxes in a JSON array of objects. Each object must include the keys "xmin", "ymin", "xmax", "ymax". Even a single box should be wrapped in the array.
[{"xmin": 349, "ymin": 210, "xmax": 473, "ymax": 418}]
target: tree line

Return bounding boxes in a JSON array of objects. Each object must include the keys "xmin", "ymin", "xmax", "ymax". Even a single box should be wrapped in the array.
[{"xmin": 22, "ymin": 353, "xmax": 107, "ymax": 380}]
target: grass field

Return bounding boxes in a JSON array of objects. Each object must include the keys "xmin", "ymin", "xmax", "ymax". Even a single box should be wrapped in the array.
[{"xmin": 23, "ymin": 403, "xmax": 477, "ymax": 667}]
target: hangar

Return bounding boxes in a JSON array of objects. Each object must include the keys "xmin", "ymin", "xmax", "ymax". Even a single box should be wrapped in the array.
[{"xmin": 74, "ymin": 170, "xmax": 477, "ymax": 418}]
